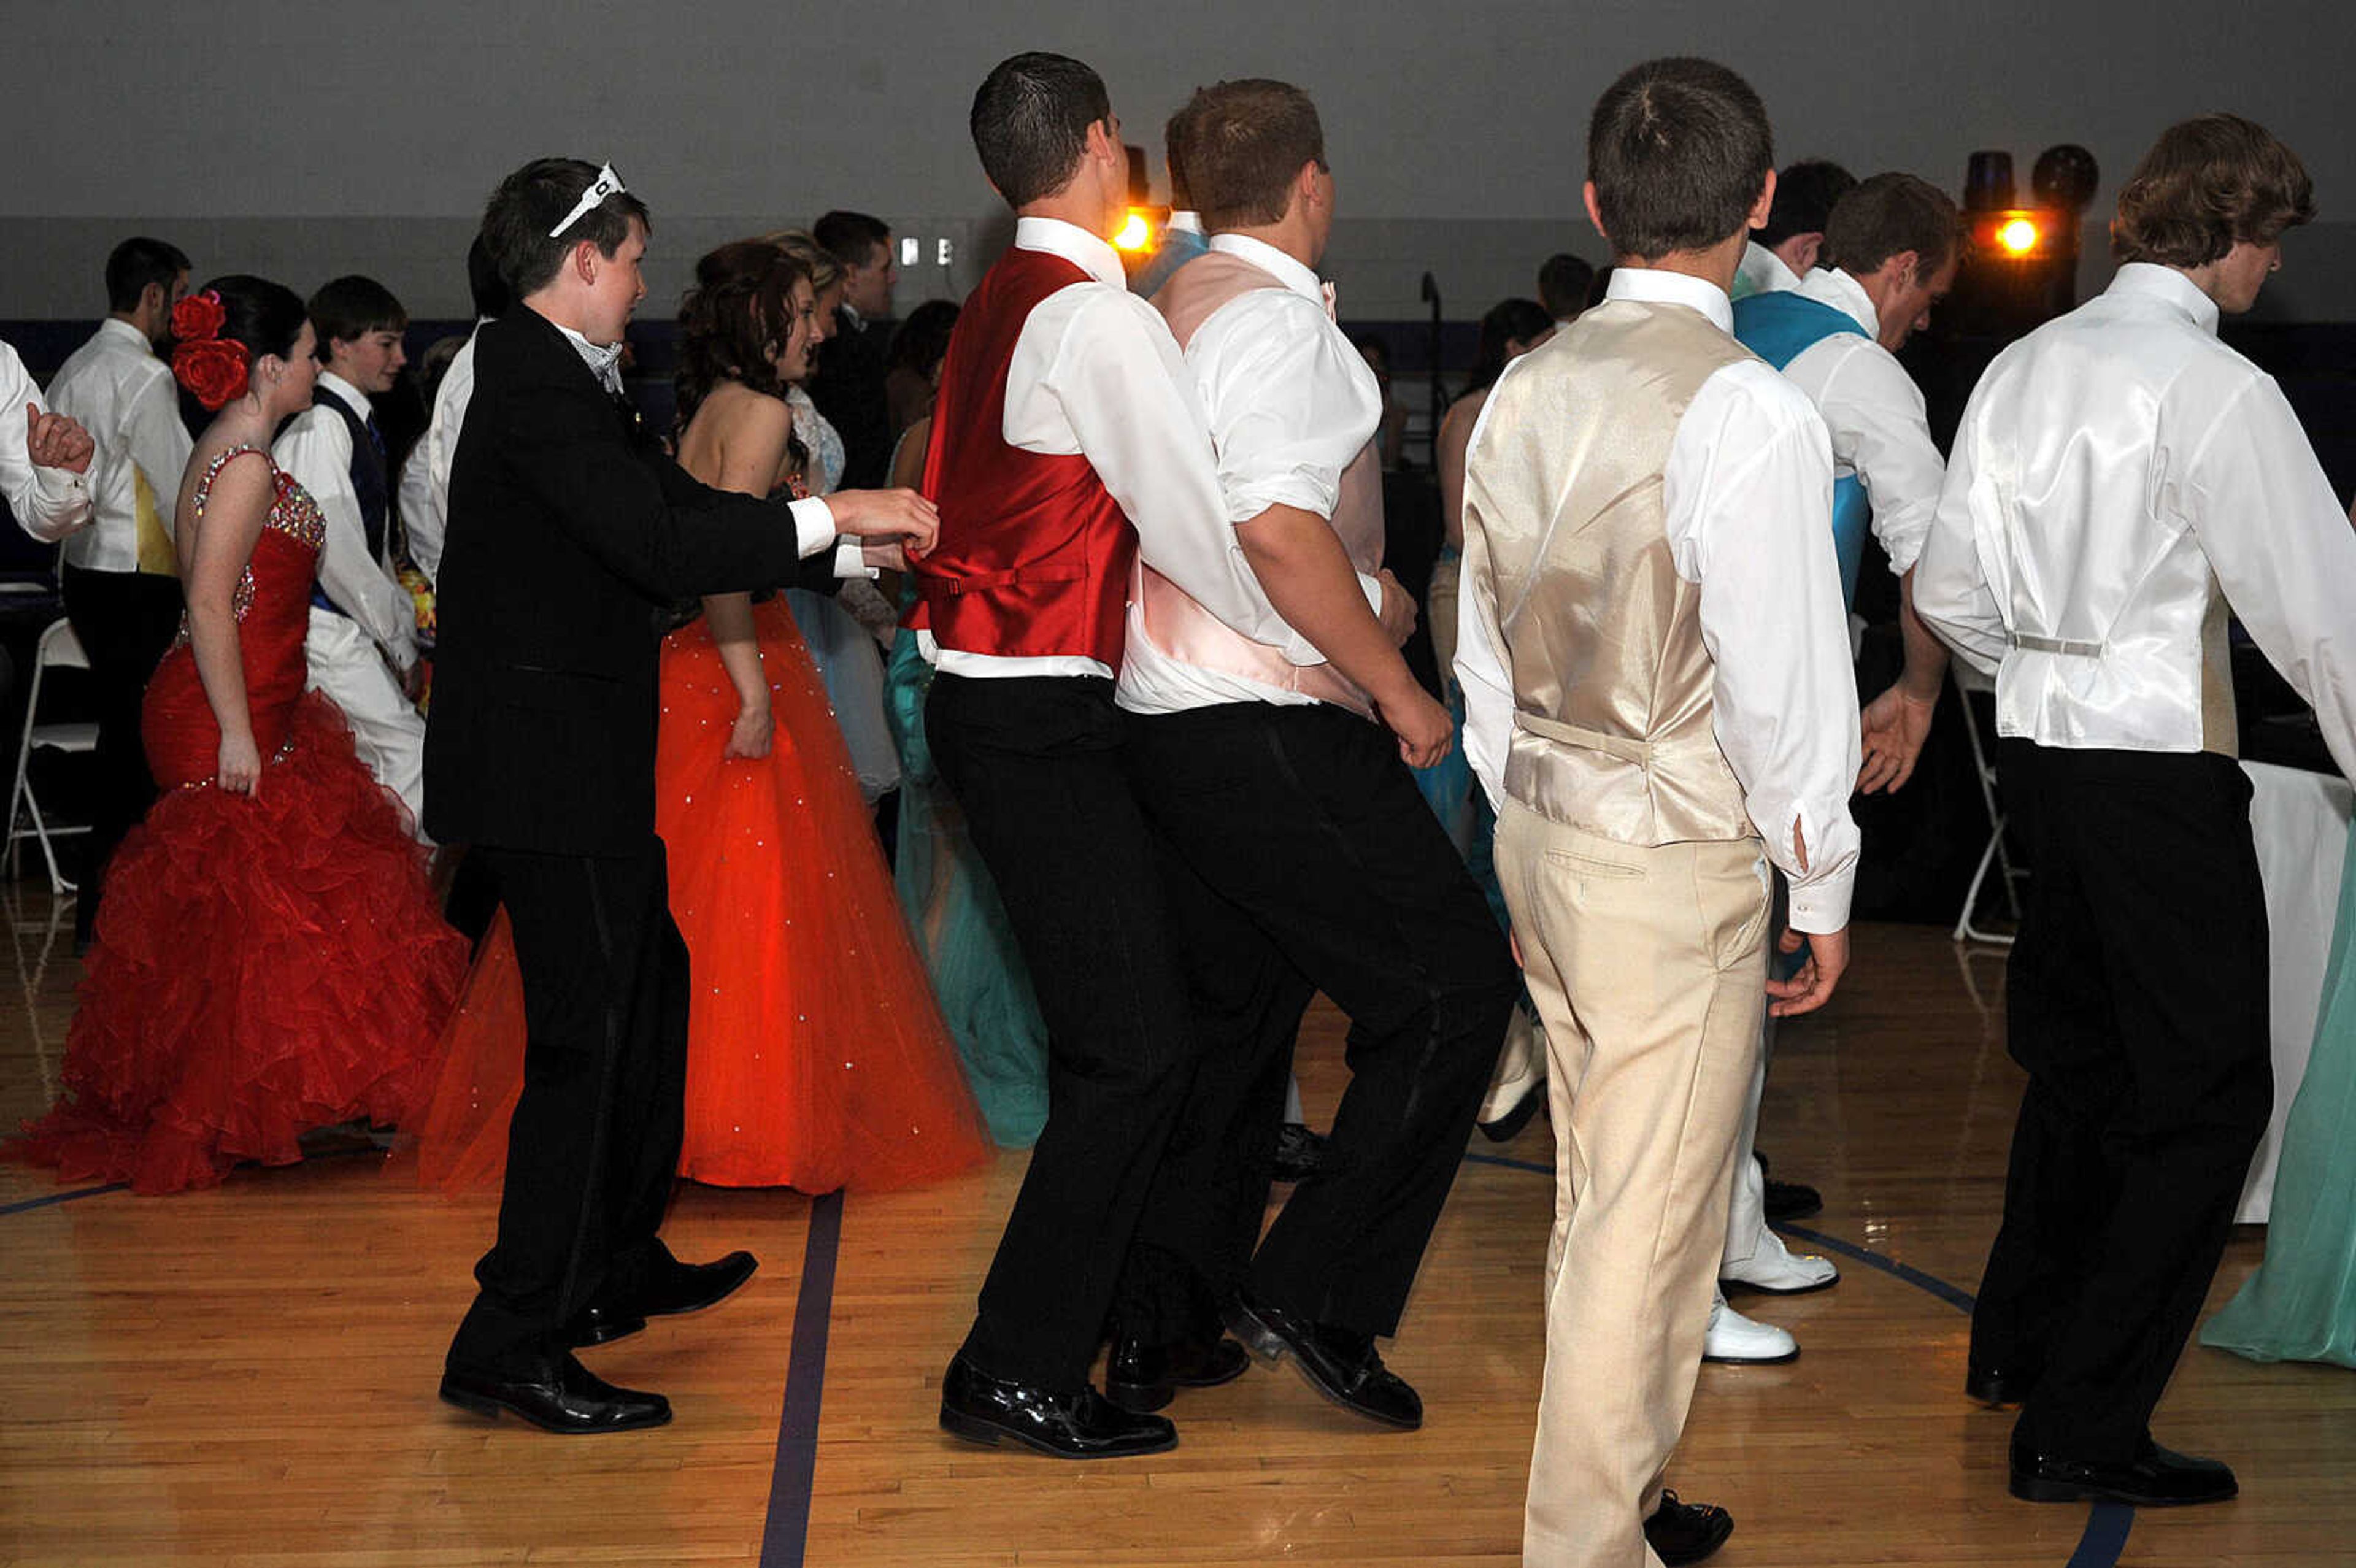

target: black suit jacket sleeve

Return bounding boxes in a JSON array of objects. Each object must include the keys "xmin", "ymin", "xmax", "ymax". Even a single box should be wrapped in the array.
[{"xmin": 508, "ymin": 373, "xmax": 828, "ymax": 600}]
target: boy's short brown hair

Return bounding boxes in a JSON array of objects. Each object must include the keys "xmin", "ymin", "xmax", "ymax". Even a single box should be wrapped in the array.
[{"xmin": 1184, "ymin": 79, "xmax": 1326, "ymax": 231}]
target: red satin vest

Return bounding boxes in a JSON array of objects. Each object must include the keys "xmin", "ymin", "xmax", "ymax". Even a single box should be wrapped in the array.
[{"xmin": 910, "ymin": 248, "xmax": 1136, "ymax": 666}]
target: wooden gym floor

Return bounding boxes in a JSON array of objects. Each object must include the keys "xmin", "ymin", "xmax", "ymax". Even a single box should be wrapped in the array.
[{"xmin": 4, "ymin": 883, "xmax": 2352, "ymax": 1567}]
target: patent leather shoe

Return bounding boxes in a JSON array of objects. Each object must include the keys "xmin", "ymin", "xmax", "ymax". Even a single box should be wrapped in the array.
[
  {"xmin": 1644, "ymin": 1490, "xmax": 1734, "ymax": 1566},
  {"xmin": 2008, "ymin": 1436, "xmax": 2238, "ymax": 1507},
  {"xmin": 1225, "ymin": 1290, "xmax": 1422, "ymax": 1429},
  {"xmin": 440, "ymin": 1352, "xmax": 671, "ymax": 1434},
  {"xmin": 938, "ymin": 1355, "xmax": 1176, "ymax": 1459},
  {"xmin": 568, "ymin": 1249, "xmax": 758, "ymax": 1347},
  {"xmin": 1104, "ymin": 1332, "xmax": 1251, "ymax": 1413}
]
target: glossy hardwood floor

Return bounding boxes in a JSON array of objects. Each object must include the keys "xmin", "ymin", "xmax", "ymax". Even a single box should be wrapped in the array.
[{"xmin": 4, "ymin": 881, "xmax": 2350, "ymax": 1567}]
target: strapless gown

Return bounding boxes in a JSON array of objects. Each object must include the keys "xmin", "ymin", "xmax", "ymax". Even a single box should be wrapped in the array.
[
  {"xmin": 409, "ymin": 594, "xmax": 990, "ymax": 1194},
  {"xmin": 9, "ymin": 447, "xmax": 467, "ymax": 1194}
]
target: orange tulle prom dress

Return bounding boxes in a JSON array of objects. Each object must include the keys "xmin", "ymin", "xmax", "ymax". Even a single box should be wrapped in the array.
[
  {"xmin": 409, "ymin": 593, "xmax": 990, "ymax": 1194},
  {"xmin": 9, "ymin": 447, "xmax": 468, "ymax": 1194}
]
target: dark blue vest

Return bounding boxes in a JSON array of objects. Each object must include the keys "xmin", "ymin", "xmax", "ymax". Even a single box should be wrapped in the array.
[{"xmin": 309, "ymin": 383, "xmax": 388, "ymax": 616}]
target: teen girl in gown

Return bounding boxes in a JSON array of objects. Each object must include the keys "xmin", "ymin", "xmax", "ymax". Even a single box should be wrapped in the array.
[
  {"xmin": 410, "ymin": 242, "xmax": 987, "ymax": 1194},
  {"xmin": 10, "ymin": 277, "xmax": 466, "ymax": 1194},
  {"xmin": 882, "ymin": 411, "xmax": 1050, "ymax": 1148}
]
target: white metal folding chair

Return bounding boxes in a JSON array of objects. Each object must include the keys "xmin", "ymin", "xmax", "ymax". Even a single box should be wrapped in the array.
[
  {"xmin": 6, "ymin": 617, "xmax": 99, "ymax": 896},
  {"xmin": 1951, "ymin": 658, "xmax": 2023, "ymax": 945}
]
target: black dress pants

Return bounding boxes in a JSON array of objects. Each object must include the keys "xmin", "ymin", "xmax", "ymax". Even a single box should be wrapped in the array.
[
  {"xmin": 60, "ymin": 565, "xmax": 184, "ymax": 942},
  {"xmin": 1974, "ymin": 740, "xmax": 2273, "ymax": 1462},
  {"xmin": 925, "ymin": 673, "xmax": 1203, "ymax": 1391},
  {"xmin": 1114, "ymin": 701, "xmax": 1519, "ymax": 1342},
  {"xmin": 445, "ymin": 837, "xmax": 691, "ymax": 1377}
]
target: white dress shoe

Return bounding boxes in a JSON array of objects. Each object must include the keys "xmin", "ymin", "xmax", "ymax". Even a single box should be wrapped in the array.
[
  {"xmin": 1477, "ymin": 1002, "xmax": 1547, "ymax": 1141},
  {"xmin": 1704, "ymin": 1296, "xmax": 1798, "ymax": 1364},
  {"xmin": 1721, "ymin": 1228, "xmax": 1840, "ymax": 1295}
]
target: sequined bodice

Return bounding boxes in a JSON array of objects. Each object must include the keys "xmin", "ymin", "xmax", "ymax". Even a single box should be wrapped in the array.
[
  {"xmin": 184, "ymin": 445, "xmax": 328, "ymax": 627},
  {"xmin": 144, "ymin": 446, "xmax": 331, "ymax": 786}
]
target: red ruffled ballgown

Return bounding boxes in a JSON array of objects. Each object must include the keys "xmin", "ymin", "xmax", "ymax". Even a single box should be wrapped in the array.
[
  {"xmin": 410, "ymin": 593, "xmax": 990, "ymax": 1194},
  {"xmin": 9, "ymin": 447, "xmax": 468, "ymax": 1194}
]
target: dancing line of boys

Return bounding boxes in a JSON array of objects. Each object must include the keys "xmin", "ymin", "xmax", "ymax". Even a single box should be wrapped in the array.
[{"xmin": 6, "ymin": 45, "xmax": 2348, "ymax": 1568}]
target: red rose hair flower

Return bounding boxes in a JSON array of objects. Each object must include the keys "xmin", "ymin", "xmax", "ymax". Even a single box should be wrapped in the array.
[
  {"xmin": 169, "ymin": 288, "xmax": 251, "ymax": 409},
  {"xmin": 174, "ymin": 339, "xmax": 251, "ymax": 410},
  {"xmin": 171, "ymin": 288, "xmax": 227, "ymax": 345}
]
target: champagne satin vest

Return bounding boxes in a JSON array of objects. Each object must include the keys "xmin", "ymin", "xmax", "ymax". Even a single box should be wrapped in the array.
[
  {"xmin": 1139, "ymin": 251, "xmax": 1382, "ymax": 718},
  {"xmin": 1462, "ymin": 299, "xmax": 1760, "ymax": 846},
  {"xmin": 909, "ymin": 249, "xmax": 1136, "ymax": 666}
]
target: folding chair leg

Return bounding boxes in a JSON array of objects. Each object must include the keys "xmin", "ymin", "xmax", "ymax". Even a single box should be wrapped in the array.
[{"xmin": 1955, "ymin": 817, "xmax": 2014, "ymax": 947}]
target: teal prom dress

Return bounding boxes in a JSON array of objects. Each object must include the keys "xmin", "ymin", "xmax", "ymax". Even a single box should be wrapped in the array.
[
  {"xmin": 884, "ymin": 609, "xmax": 1050, "ymax": 1147},
  {"xmin": 2203, "ymin": 823, "xmax": 2356, "ymax": 1368}
]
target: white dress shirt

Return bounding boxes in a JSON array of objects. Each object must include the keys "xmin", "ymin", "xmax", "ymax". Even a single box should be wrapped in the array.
[
  {"xmin": 1732, "ymin": 240, "xmax": 1801, "ymax": 302},
  {"xmin": 46, "ymin": 317, "xmax": 190, "ymax": 571},
  {"xmin": 1917, "ymin": 261, "xmax": 2356, "ymax": 780},
  {"xmin": 550, "ymin": 313, "xmax": 846, "ymax": 567},
  {"xmin": 1455, "ymin": 266, "xmax": 1862, "ymax": 931},
  {"xmin": 1117, "ymin": 231, "xmax": 1387, "ymax": 715},
  {"xmin": 393, "ymin": 320, "xmax": 485, "ymax": 582},
  {"xmin": 1, "ymin": 338, "xmax": 94, "ymax": 544},
  {"xmin": 924, "ymin": 215, "xmax": 1319, "ymax": 681},
  {"xmin": 275, "ymin": 370, "xmax": 418, "ymax": 671},
  {"xmin": 1776, "ymin": 267, "xmax": 1944, "ymax": 575}
]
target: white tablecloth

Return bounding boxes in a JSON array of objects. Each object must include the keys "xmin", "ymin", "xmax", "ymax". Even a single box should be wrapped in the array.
[{"xmin": 2239, "ymin": 760, "xmax": 2355, "ymax": 1223}]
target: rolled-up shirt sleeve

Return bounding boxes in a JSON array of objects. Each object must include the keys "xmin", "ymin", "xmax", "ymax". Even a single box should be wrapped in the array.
[
  {"xmin": 1670, "ymin": 360, "xmax": 1861, "ymax": 932},
  {"xmin": 1811, "ymin": 336, "xmax": 1944, "ymax": 575},
  {"xmin": 1026, "ymin": 285, "xmax": 1311, "ymax": 659}
]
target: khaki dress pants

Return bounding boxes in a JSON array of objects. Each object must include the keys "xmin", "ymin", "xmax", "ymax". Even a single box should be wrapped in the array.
[{"xmin": 1496, "ymin": 800, "xmax": 1769, "ymax": 1568}]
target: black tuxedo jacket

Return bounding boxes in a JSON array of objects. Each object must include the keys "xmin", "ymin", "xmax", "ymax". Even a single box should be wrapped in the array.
[
  {"xmin": 424, "ymin": 307, "xmax": 836, "ymax": 855},
  {"xmin": 809, "ymin": 307, "xmax": 892, "ymax": 490}
]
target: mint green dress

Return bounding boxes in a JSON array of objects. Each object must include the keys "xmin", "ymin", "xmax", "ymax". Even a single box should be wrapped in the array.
[
  {"xmin": 884, "ymin": 617, "xmax": 1050, "ymax": 1148},
  {"xmin": 2203, "ymin": 823, "xmax": 2356, "ymax": 1368}
]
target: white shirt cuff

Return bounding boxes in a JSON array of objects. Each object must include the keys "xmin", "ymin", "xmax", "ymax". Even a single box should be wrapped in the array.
[
  {"xmin": 833, "ymin": 537, "xmax": 875, "ymax": 579},
  {"xmin": 789, "ymin": 495, "xmax": 836, "ymax": 558},
  {"xmin": 1785, "ymin": 870, "xmax": 1855, "ymax": 934}
]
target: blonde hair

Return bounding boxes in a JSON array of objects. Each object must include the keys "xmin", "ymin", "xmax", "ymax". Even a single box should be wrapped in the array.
[{"xmin": 756, "ymin": 230, "xmax": 844, "ymax": 293}]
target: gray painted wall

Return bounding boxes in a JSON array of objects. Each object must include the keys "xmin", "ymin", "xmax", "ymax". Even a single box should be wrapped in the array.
[{"xmin": 3, "ymin": 0, "xmax": 2346, "ymax": 321}]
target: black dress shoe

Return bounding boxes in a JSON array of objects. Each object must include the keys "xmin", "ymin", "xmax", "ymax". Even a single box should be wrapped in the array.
[
  {"xmin": 569, "ymin": 1249, "xmax": 759, "ymax": 1347},
  {"xmin": 1272, "ymin": 1123, "xmax": 1327, "ymax": 1184},
  {"xmin": 1225, "ymin": 1291, "xmax": 1422, "ymax": 1429},
  {"xmin": 1644, "ymin": 1491, "xmax": 1734, "ymax": 1566},
  {"xmin": 440, "ymin": 1353, "xmax": 671, "ymax": 1434},
  {"xmin": 1965, "ymin": 1364, "xmax": 2038, "ymax": 1407},
  {"xmin": 937, "ymin": 1355, "xmax": 1177, "ymax": 1459},
  {"xmin": 1104, "ymin": 1332, "xmax": 1251, "ymax": 1413},
  {"xmin": 2008, "ymin": 1436, "xmax": 2238, "ymax": 1507},
  {"xmin": 1477, "ymin": 1083, "xmax": 1546, "ymax": 1143},
  {"xmin": 1762, "ymin": 1178, "xmax": 1822, "ymax": 1223}
]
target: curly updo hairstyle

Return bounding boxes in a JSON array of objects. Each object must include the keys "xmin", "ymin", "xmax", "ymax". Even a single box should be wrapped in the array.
[
  {"xmin": 2111, "ymin": 113, "xmax": 2314, "ymax": 268},
  {"xmin": 673, "ymin": 240, "xmax": 811, "ymax": 432},
  {"xmin": 205, "ymin": 274, "xmax": 309, "ymax": 361}
]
